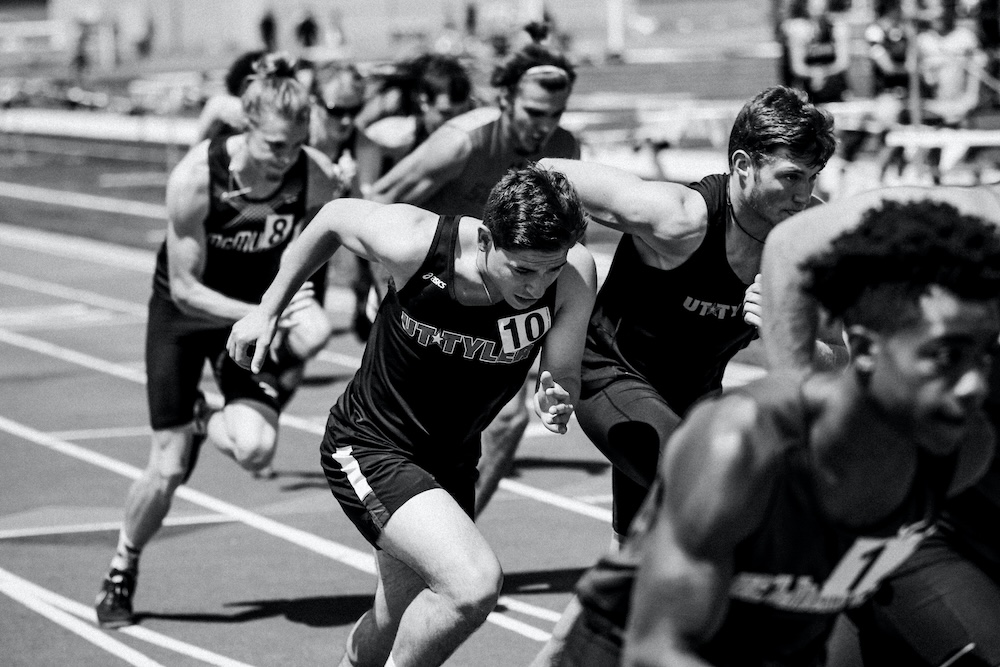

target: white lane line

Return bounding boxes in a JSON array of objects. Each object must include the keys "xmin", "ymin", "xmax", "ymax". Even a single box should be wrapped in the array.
[
  {"xmin": 0, "ymin": 326, "xmax": 619, "ymax": 521},
  {"xmin": 0, "ymin": 327, "xmax": 147, "ymax": 383},
  {"xmin": 0, "ymin": 270, "xmax": 148, "ymax": 315},
  {"xmin": 0, "ymin": 566, "xmax": 255, "ymax": 667},
  {"xmin": 0, "ymin": 182, "xmax": 167, "ymax": 219},
  {"xmin": 0, "ymin": 222, "xmax": 155, "ymax": 272},
  {"xmin": 498, "ymin": 479, "xmax": 612, "ymax": 523},
  {"xmin": 0, "ymin": 415, "xmax": 556, "ymax": 642},
  {"xmin": 0, "ymin": 514, "xmax": 237, "ymax": 540},
  {"xmin": 497, "ymin": 597, "xmax": 564, "ymax": 623},
  {"xmin": 47, "ymin": 425, "xmax": 153, "ymax": 440},
  {"xmin": 0, "ymin": 567, "xmax": 166, "ymax": 667}
]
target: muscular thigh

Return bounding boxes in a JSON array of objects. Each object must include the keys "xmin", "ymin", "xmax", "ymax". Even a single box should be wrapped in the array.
[
  {"xmin": 145, "ymin": 294, "xmax": 227, "ymax": 430},
  {"xmin": 577, "ymin": 377, "xmax": 682, "ymax": 488}
]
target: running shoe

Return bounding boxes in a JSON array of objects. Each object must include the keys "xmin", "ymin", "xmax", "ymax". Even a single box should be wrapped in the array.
[{"xmin": 95, "ymin": 568, "xmax": 137, "ymax": 628}]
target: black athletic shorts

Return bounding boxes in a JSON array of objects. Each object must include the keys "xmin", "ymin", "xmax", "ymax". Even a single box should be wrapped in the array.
[
  {"xmin": 145, "ymin": 291, "xmax": 300, "ymax": 430},
  {"xmin": 320, "ymin": 414, "xmax": 478, "ymax": 548}
]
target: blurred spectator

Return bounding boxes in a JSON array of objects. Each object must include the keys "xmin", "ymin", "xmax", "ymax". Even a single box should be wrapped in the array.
[
  {"xmin": 295, "ymin": 12, "xmax": 320, "ymax": 49},
  {"xmin": 918, "ymin": 0, "xmax": 988, "ymax": 125},
  {"xmin": 260, "ymin": 11, "xmax": 278, "ymax": 51},
  {"xmin": 866, "ymin": 0, "xmax": 913, "ymax": 95},
  {"xmin": 782, "ymin": 0, "xmax": 852, "ymax": 102}
]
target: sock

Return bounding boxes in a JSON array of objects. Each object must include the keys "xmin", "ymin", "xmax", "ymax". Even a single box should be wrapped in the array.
[{"xmin": 109, "ymin": 533, "xmax": 141, "ymax": 573}]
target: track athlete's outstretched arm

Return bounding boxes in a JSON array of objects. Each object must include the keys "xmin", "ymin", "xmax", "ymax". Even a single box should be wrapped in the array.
[
  {"xmin": 364, "ymin": 124, "xmax": 471, "ymax": 205},
  {"xmin": 539, "ymin": 157, "xmax": 710, "ymax": 267},
  {"xmin": 228, "ymin": 199, "xmax": 435, "ymax": 372}
]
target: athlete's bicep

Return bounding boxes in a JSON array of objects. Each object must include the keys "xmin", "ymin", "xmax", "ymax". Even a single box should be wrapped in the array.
[{"xmin": 164, "ymin": 146, "xmax": 211, "ymax": 288}]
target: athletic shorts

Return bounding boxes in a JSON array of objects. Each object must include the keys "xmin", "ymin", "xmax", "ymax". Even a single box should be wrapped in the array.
[
  {"xmin": 145, "ymin": 291, "xmax": 301, "ymax": 430},
  {"xmin": 320, "ymin": 416, "xmax": 478, "ymax": 548},
  {"xmin": 577, "ymin": 373, "xmax": 703, "ymax": 537}
]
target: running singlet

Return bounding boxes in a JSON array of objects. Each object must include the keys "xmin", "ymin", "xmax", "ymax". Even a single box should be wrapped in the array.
[
  {"xmin": 152, "ymin": 136, "xmax": 309, "ymax": 304},
  {"xmin": 577, "ymin": 372, "xmax": 954, "ymax": 667},
  {"xmin": 327, "ymin": 215, "xmax": 558, "ymax": 459},
  {"xmin": 421, "ymin": 106, "xmax": 579, "ymax": 217},
  {"xmin": 581, "ymin": 173, "xmax": 756, "ymax": 411}
]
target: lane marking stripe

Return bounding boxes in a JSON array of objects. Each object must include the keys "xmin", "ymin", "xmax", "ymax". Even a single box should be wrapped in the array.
[
  {"xmin": 0, "ymin": 565, "xmax": 255, "ymax": 667},
  {"xmin": 0, "ymin": 415, "xmax": 558, "ymax": 641},
  {"xmin": 0, "ymin": 567, "xmax": 166, "ymax": 667}
]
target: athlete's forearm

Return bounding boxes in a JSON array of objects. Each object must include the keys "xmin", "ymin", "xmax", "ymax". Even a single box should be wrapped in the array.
[{"xmin": 258, "ymin": 218, "xmax": 342, "ymax": 317}]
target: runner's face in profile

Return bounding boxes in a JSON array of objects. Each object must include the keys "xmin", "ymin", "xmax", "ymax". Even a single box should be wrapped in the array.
[
  {"xmin": 245, "ymin": 111, "xmax": 310, "ymax": 181},
  {"xmin": 867, "ymin": 285, "xmax": 999, "ymax": 455},
  {"xmin": 483, "ymin": 246, "xmax": 569, "ymax": 309},
  {"xmin": 744, "ymin": 148, "xmax": 823, "ymax": 227},
  {"xmin": 504, "ymin": 78, "xmax": 571, "ymax": 155}
]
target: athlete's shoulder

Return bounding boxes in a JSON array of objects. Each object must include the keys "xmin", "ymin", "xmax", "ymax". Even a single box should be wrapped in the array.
[
  {"xmin": 168, "ymin": 140, "xmax": 211, "ymax": 193},
  {"xmin": 444, "ymin": 106, "xmax": 501, "ymax": 134}
]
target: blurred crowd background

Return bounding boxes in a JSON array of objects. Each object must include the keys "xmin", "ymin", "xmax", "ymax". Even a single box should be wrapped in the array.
[{"xmin": 2, "ymin": 0, "xmax": 999, "ymax": 197}]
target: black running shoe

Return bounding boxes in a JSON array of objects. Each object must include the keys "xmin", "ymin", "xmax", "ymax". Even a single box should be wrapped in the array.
[
  {"xmin": 183, "ymin": 391, "xmax": 211, "ymax": 484},
  {"xmin": 95, "ymin": 568, "xmax": 137, "ymax": 628}
]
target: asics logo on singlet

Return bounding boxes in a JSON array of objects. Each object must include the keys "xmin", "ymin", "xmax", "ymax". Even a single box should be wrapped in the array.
[
  {"xmin": 207, "ymin": 214, "xmax": 296, "ymax": 253},
  {"xmin": 683, "ymin": 296, "xmax": 742, "ymax": 320},
  {"xmin": 423, "ymin": 273, "xmax": 447, "ymax": 289},
  {"xmin": 399, "ymin": 308, "xmax": 551, "ymax": 363},
  {"xmin": 729, "ymin": 520, "xmax": 934, "ymax": 613}
]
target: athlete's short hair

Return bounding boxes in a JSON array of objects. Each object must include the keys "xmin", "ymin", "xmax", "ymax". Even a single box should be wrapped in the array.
[
  {"xmin": 801, "ymin": 200, "xmax": 1000, "ymax": 331},
  {"xmin": 728, "ymin": 86, "xmax": 836, "ymax": 170},
  {"xmin": 490, "ymin": 42, "xmax": 576, "ymax": 97},
  {"xmin": 482, "ymin": 163, "xmax": 587, "ymax": 252},
  {"xmin": 241, "ymin": 52, "xmax": 312, "ymax": 127}
]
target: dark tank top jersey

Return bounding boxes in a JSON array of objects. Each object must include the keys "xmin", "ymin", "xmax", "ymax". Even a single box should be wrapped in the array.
[
  {"xmin": 577, "ymin": 372, "xmax": 955, "ymax": 667},
  {"xmin": 153, "ymin": 136, "xmax": 314, "ymax": 304},
  {"xmin": 326, "ymin": 215, "xmax": 558, "ymax": 462},
  {"xmin": 582, "ymin": 173, "xmax": 756, "ymax": 411}
]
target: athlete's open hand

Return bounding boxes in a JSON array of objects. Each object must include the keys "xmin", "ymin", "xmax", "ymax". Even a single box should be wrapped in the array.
[
  {"xmin": 742, "ymin": 273, "xmax": 763, "ymax": 331},
  {"xmin": 534, "ymin": 370, "xmax": 573, "ymax": 434}
]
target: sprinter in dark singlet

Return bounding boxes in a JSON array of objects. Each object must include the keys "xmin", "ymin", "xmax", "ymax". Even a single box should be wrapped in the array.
[
  {"xmin": 534, "ymin": 199, "xmax": 1000, "ymax": 667},
  {"xmin": 227, "ymin": 163, "xmax": 597, "ymax": 667},
  {"xmin": 762, "ymin": 185, "xmax": 1000, "ymax": 667},
  {"xmin": 364, "ymin": 34, "xmax": 580, "ymax": 516},
  {"xmin": 94, "ymin": 53, "xmax": 348, "ymax": 629},
  {"xmin": 542, "ymin": 86, "xmax": 836, "ymax": 544}
]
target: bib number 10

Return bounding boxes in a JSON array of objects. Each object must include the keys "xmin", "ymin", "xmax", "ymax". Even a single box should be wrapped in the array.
[{"xmin": 498, "ymin": 307, "xmax": 552, "ymax": 353}]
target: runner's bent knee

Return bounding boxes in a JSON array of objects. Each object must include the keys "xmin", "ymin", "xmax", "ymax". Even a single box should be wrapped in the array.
[{"xmin": 436, "ymin": 551, "xmax": 503, "ymax": 624}]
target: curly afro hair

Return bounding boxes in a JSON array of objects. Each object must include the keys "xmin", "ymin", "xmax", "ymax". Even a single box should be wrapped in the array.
[{"xmin": 801, "ymin": 199, "xmax": 1000, "ymax": 330}]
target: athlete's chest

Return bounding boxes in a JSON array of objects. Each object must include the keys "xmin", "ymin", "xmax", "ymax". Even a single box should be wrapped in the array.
[{"xmin": 392, "ymin": 278, "xmax": 554, "ymax": 366}]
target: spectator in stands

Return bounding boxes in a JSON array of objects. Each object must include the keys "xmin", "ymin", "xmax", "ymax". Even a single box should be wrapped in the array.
[
  {"xmin": 917, "ymin": 0, "xmax": 988, "ymax": 126},
  {"xmin": 782, "ymin": 0, "xmax": 852, "ymax": 103},
  {"xmin": 867, "ymin": 0, "xmax": 913, "ymax": 96}
]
